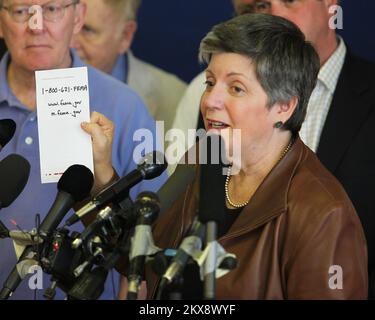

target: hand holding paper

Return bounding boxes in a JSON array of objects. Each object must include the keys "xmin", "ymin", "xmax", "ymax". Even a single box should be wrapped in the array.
[{"xmin": 81, "ymin": 111, "xmax": 115, "ymax": 189}]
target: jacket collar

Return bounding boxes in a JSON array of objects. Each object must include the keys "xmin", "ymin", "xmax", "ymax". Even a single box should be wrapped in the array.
[{"xmin": 183, "ymin": 137, "xmax": 306, "ymax": 241}]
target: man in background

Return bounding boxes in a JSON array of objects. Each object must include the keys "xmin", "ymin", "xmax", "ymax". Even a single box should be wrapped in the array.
[{"xmin": 71, "ymin": 0, "xmax": 187, "ymax": 134}]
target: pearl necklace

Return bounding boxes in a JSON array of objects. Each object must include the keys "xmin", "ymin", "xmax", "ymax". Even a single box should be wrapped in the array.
[{"xmin": 225, "ymin": 139, "xmax": 294, "ymax": 208}]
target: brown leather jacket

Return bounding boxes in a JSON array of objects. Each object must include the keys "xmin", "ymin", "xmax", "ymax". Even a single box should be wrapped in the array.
[{"xmin": 146, "ymin": 137, "xmax": 368, "ymax": 299}]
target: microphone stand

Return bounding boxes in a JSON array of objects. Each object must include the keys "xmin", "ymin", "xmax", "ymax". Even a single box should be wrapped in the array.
[{"xmin": 203, "ymin": 221, "xmax": 218, "ymax": 300}]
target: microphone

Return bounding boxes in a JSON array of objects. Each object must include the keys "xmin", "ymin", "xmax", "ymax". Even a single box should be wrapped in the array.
[
  {"xmin": 127, "ymin": 192, "xmax": 160, "ymax": 300},
  {"xmin": 156, "ymin": 132, "xmax": 228, "ymax": 217},
  {"xmin": 0, "ymin": 154, "xmax": 30, "ymax": 210},
  {"xmin": 0, "ymin": 164, "xmax": 94, "ymax": 300},
  {"xmin": 198, "ymin": 135, "xmax": 226, "ymax": 300},
  {"xmin": 155, "ymin": 134, "xmax": 227, "ymax": 299},
  {"xmin": 0, "ymin": 119, "xmax": 16, "ymax": 151},
  {"xmin": 156, "ymin": 217, "xmax": 205, "ymax": 299},
  {"xmin": 38, "ymin": 164, "xmax": 94, "ymax": 237},
  {"xmin": 66, "ymin": 151, "xmax": 167, "ymax": 226},
  {"xmin": 199, "ymin": 163, "xmax": 226, "ymax": 300}
]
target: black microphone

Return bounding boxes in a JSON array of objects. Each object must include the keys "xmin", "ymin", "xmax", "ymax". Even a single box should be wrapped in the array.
[
  {"xmin": 157, "ymin": 131, "xmax": 227, "ymax": 217},
  {"xmin": 38, "ymin": 164, "xmax": 94, "ymax": 237},
  {"xmin": 127, "ymin": 191, "xmax": 160, "ymax": 300},
  {"xmin": 66, "ymin": 151, "xmax": 167, "ymax": 226},
  {"xmin": 198, "ymin": 135, "xmax": 227, "ymax": 300},
  {"xmin": 156, "ymin": 217, "xmax": 205, "ymax": 299},
  {"xmin": 0, "ymin": 164, "xmax": 94, "ymax": 300},
  {"xmin": 0, "ymin": 119, "xmax": 16, "ymax": 151},
  {"xmin": 199, "ymin": 163, "xmax": 226, "ymax": 300},
  {"xmin": 0, "ymin": 154, "xmax": 30, "ymax": 210}
]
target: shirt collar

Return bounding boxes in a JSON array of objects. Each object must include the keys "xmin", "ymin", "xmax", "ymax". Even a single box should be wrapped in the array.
[
  {"xmin": 70, "ymin": 48, "xmax": 86, "ymax": 68},
  {"xmin": 110, "ymin": 53, "xmax": 128, "ymax": 84},
  {"xmin": 318, "ymin": 36, "xmax": 347, "ymax": 94},
  {"xmin": 0, "ymin": 52, "xmax": 17, "ymax": 107}
]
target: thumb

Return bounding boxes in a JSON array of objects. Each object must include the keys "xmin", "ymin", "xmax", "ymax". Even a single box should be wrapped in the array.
[{"xmin": 81, "ymin": 121, "xmax": 103, "ymax": 141}]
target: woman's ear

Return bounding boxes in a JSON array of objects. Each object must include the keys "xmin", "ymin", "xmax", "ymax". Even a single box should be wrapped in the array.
[{"xmin": 273, "ymin": 96, "xmax": 299, "ymax": 124}]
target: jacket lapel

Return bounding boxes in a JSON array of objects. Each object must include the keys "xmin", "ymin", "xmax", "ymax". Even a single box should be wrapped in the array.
[
  {"xmin": 220, "ymin": 138, "xmax": 305, "ymax": 241},
  {"xmin": 177, "ymin": 138, "xmax": 305, "ymax": 241},
  {"xmin": 316, "ymin": 53, "xmax": 374, "ymax": 173}
]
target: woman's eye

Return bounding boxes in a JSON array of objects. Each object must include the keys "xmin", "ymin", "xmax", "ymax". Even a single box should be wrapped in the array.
[{"xmin": 231, "ymin": 86, "xmax": 245, "ymax": 95}]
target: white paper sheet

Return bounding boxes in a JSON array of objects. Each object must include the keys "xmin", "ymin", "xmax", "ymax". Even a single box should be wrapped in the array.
[{"xmin": 36, "ymin": 67, "xmax": 93, "ymax": 184}]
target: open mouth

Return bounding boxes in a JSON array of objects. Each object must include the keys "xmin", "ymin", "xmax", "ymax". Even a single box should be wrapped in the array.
[{"xmin": 207, "ymin": 119, "xmax": 230, "ymax": 130}]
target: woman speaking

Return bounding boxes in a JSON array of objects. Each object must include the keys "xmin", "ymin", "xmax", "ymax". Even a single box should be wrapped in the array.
[{"xmin": 144, "ymin": 13, "xmax": 368, "ymax": 299}]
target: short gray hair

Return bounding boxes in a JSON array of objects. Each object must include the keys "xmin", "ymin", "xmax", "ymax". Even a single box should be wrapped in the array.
[
  {"xmin": 105, "ymin": 0, "xmax": 141, "ymax": 21},
  {"xmin": 199, "ymin": 13, "xmax": 320, "ymax": 134}
]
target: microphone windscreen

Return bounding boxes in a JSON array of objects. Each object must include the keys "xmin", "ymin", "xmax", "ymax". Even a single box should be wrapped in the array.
[
  {"xmin": 0, "ymin": 119, "xmax": 16, "ymax": 148},
  {"xmin": 0, "ymin": 154, "xmax": 30, "ymax": 208},
  {"xmin": 57, "ymin": 165, "xmax": 94, "ymax": 201},
  {"xmin": 198, "ymin": 135, "xmax": 226, "ymax": 225}
]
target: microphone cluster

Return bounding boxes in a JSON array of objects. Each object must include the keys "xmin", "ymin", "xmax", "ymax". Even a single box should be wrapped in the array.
[
  {"xmin": 0, "ymin": 150, "xmax": 168, "ymax": 300},
  {"xmin": 0, "ymin": 131, "xmax": 238, "ymax": 300}
]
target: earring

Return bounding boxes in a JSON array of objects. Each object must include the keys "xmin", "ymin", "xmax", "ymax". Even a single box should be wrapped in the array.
[{"xmin": 274, "ymin": 121, "xmax": 283, "ymax": 129}]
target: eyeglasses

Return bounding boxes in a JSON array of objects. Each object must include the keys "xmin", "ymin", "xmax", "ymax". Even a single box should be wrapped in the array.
[{"xmin": 0, "ymin": 0, "xmax": 80, "ymax": 23}]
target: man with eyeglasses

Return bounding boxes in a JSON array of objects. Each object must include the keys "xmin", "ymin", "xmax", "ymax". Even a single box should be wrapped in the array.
[{"xmin": 0, "ymin": 0, "xmax": 167, "ymax": 300}]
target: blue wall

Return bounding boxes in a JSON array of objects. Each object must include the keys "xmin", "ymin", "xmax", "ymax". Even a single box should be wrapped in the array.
[{"xmin": 132, "ymin": 0, "xmax": 375, "ymax": 83}]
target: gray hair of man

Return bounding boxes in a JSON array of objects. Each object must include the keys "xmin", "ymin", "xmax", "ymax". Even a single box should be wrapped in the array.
[
  {"xmin": 199, "ymin": 13, "xmax": 320, "ymax": 135},
  {"xmin": 105, "ymin": 0, "xmax": 142, "ymax": 21}
]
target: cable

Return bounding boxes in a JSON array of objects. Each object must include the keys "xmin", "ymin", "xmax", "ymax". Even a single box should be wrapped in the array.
[{"xmin": 34, "ymin": 213, "xmax": 41, "ymax": 301}]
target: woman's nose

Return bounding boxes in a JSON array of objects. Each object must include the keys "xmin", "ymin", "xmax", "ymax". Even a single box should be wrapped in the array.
[{"xmin": 201, "ymin": 86, "xmax": 225, "ymax": 111}]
